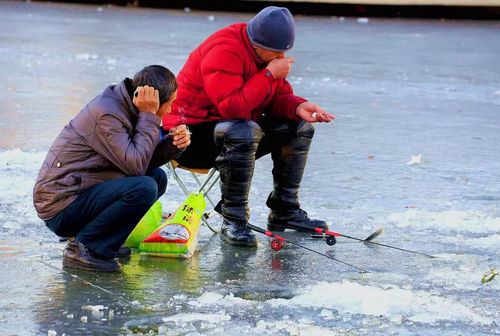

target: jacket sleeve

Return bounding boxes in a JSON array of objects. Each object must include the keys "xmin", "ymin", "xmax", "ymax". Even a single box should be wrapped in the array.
[
  {"xmin": 267, "ymin": 79, "xmax": 307, "ymax": 121},
  {"xmin": 147, "ymin": 135, "xmax": 183, "ymax": 170},
  {"xmin": 93, "ymin": 112, "xmax": 161, "ymax": 176},
  {"xmin": 200, "ymin": 46, "xmax": 274, "ymax": 119}
]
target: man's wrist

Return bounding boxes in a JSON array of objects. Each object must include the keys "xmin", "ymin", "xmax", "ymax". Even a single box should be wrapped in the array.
[{"xmin": 263, "ymin": 69, "xmax": 274, "ymax": 81}]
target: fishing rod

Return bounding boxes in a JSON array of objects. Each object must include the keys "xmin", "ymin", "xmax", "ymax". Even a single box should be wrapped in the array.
[
  {"xmin": 312, "ymin": 226, "xmax": 436, "ymax": 259},
  {"xmin": 311, "ymin": 227, "xmax": 383, "ymax": 245},
  {"xmin": 246, "ymin": 224, "xmax": 369, "ymax": 273}
]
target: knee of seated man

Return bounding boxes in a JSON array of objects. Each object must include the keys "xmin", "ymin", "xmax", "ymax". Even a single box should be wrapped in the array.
[
  {"xmin": 215, "ymin": 120, "xmax": 263, "ymax": 143},
  {"xmin": 296, "ymin": 121, "xmax": 315, "ymax": 139}
]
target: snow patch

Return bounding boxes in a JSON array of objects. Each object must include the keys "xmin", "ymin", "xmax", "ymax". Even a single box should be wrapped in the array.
[
  {"xmin": 162, "ymin": 311, "xmax": 231, "ymax": 324},
  {"xmin": 255, "ymin": 318, "xmax": 342, "ymax": 335},
  {"xmin": 388, "ymin": 209, "xmax": 500, "ymax": 234},
  {"xmin": 0, "ymin": 149, "xmax": 46, "ymax": 171},
  {"xmin": 425, "ymin": 254, "xmax": 500, "ymax": 290},
  {"xmin": 189, "ymin": 281, "xmax": 491, "ymax": 325},
  {"xmin": 268, "ymin": 281, "xmax": 491, "ymax": 324}
]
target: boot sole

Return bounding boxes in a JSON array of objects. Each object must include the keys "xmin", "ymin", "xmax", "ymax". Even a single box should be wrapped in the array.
[
  {"xmin": 220, "ymin": 234, "xmax": 258, "ymax": 247},
  {"xmin": 63, "ymin": 257, "xmax": 122, "ymax": 272}
]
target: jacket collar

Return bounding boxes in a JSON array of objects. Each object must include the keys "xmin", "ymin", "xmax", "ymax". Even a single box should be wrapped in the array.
[{"xmin": 116, "ymin": 78, "xmax": 139, "ymax": 120}]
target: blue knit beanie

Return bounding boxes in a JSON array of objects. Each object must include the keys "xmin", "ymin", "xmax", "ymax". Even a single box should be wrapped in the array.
[{"xmin": 247, "ymin": 6, "xmax": 295, "ymax": 52}]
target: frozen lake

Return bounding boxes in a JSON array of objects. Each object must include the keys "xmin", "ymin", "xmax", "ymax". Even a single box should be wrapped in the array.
[{"xmin": 0, "ymin": 1, "xmax": 499, "ymax": 335}]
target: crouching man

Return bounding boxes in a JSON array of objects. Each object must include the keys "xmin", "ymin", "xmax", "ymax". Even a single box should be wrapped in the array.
[{"xmin": 33, "ymin": 65, "xmax": 191, "ymax": 272}]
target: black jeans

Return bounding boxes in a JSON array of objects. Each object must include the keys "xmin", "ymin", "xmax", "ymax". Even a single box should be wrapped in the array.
[
  {"xmin": 45, "ymin": 168, "xmax": 167, "ymax": 258},
  {"xmin": 176, "ymin": 117, "xmax": 307, "ymax": 169}
]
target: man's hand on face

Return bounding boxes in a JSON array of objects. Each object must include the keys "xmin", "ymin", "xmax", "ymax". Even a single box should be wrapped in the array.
[
  {"xmin": 133, "ymin": 85, "xmax": 160, "ymax": 114},
  {"xmin": 169, "ymin": 124, "xmax": 191, "ymax": 150},
  {"xmin": 296, "ymin": 102, "xmax": 336, "ymax": 123},
  {"xmin": 266, "ymin": 56, "xmax": 295, "ymax": 79}
]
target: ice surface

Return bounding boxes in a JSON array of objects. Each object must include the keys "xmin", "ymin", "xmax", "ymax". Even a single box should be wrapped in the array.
[
  {"xmin": 443, "ymin": 234, "xmax": 500, "ymax": 253},
  {"xmin": 1, "ymin": 2, "xmax": 499, "ymax": 335}
]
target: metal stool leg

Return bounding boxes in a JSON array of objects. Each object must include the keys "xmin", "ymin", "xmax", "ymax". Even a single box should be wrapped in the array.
[{"xmin": 166, "ymin": 162, "xmax": 220, "ymax": 234}]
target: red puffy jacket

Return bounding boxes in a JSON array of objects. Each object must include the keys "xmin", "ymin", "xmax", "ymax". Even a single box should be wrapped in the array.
[{"xmin": 162, "ymin": 23, "xmax": 306, "ymax": 130}]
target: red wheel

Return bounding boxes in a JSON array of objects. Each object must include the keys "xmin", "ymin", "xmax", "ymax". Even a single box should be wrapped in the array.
[
  {"xmin": 271, "ymin": 239, "xmax": 284, "ymax": 251},
  {"xmin": 326, "ymin": 236, "xmax": 337, "ymax": 246}
]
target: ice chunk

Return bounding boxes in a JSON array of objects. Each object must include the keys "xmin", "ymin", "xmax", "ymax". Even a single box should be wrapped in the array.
[
  {"xmin": 320, "ymin": 309, "xmax": 333, "ymax": 319},
  {"xmin": 75, "ymin": 53, "xmax": 90, "ymax": 61},
  {"xmin": 74, "ymin": 53, "xmax": 98, "ymax": 61},
  {"xmin": 81, "ymin": 305, "xmax": 105, "ymax": 311},
  {"xmin": 406, "ymin": 154, "xmax": 422, "ymax": 165}
]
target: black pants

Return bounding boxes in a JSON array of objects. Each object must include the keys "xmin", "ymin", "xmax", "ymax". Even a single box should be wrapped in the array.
[
  {"xmin": 176, "ymin": 117, "xmax": 305, "ymax": 169},
  {"xmin": 45, "ymin": 168, "xmax": 167, "ymax": 258}
]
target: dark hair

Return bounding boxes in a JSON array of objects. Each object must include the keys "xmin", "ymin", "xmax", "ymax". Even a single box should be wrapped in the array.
[{"xmin": 131, "ymin": 65, "xmax": 177, "ymax": 105}]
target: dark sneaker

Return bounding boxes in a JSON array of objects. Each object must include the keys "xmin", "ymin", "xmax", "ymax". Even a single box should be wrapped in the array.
[
  {"xmin": 220, "ymin": 220, "xmax": 258, "ymax": 247},
  {"xmin": 116, "ymin": 246, "xmax": 131, "ymax": 258},
  {"xmin": 63, "ymin": 240, "xmax": 122, "ymax": 272},
  {"xmin": 268, "ymin": 208, "xmax": 328, "ymax": 232}
]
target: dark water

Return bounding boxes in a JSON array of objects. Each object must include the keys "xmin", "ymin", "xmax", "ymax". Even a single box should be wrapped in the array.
[{"xmin": 0, "ymin": 1, "xmax": 499, "ymax": 335}]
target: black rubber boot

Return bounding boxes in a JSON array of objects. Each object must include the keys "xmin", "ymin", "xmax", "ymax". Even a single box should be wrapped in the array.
[
  {"xmin": 266, "ymin": 121, "xmax": 327, "ymax": 232},
  {"xmin": 220, "ymin": 219, "xmax": 258, "ymax": 246},
  {"xmin": 268, "ymin": 208, "xmax": 327, "ymax": 232},
  {"xmin": 215, "ymin": 120, "xmax": 263, "ymax": 247}
]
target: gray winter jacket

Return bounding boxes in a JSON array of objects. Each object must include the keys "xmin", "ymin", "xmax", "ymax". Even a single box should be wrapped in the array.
[{"xmin": 33, "ymin": 79, "xmax": 180, "ymax": 220}]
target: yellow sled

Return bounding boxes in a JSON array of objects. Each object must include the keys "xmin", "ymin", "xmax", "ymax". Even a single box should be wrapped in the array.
[{"xmin": 139, "ymin": 193, "xmax": 206, "ymax": 258}]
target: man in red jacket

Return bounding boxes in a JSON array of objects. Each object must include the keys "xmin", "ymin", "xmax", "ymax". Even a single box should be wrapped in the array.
[{"xmin": 163, "ymin": 6, "xmax": 335, "ymax": 246}]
